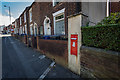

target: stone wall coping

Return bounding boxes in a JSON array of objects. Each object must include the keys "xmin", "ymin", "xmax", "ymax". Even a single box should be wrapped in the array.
[
  {"xmin": 81, "ymin": 46, "xmax": 120, "ymax": 56},
  {"xmin": 67, "ymin": 12, "xmax": 88, "ymax": 18}
]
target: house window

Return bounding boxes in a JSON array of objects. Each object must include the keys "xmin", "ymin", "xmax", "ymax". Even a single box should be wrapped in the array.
[
  {"xmin": 53, "ymin": 8, "xmax": 65, "ymax": 35},
  {"xmin": 20, "ymin": 17, "xmax": 22, "ymax": 25},
  {"xmin": 40, "ymin": 26, "xmax": 43, "ymax": 35},
  {"xmin": 53, "ymin": 0, "xmax": 61, "ymax": 6},
  {"xmin": 30, "ymin": 24, "xmax": 33, "ymax": 35},
  {"xmin": 25, "ymin": 25, "xmax": 27, "ymax": 34},
  {"xmin": 29, "ymin": 8, "xmax": 32, "ymax": 22},
  {"xmin": 24, "ymin": 12, "xmax": 26, "ymax": 23},
  {"xmin": 23, "ymin": 26, "xmax": 24, "ymax": 34},
  {"xmin": 34, "ymin": 23, "xmax": 37, "ymax": 36},
  {"xmin": 20, "ymin": 27, "xmax": 22, "ymax": 35}
]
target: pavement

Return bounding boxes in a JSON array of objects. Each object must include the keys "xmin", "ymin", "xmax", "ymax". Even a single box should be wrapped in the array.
[{"xmin": 1, "ymin": 34, "xmax": 81, "ymax": 80}]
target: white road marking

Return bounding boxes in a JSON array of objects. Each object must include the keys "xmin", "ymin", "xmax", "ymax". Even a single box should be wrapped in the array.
[
  {"xmin": 10, "ymin": 42, "xmax": 14, "ymax": 44},
  {"xmin": 38, "ymin": 61, "xmax": 55, "ymax": 80},
  {"xmin": 39, "ymin": 55, "xmax": 46, "ymax": 60},
  {"xmin": 33, "ymin": 55, "xmax": 35, "ymax": 57}
]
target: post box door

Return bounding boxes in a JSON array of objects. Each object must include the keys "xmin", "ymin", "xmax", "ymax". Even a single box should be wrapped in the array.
[{"xmin": 71, "ymin": 34, "xmax": 78, "ymax": 56}]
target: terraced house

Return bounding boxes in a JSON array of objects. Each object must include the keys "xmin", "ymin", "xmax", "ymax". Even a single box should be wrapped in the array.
[{"xmin": 13, "ymin": 1, "xmax": 108, "ymax": 75}]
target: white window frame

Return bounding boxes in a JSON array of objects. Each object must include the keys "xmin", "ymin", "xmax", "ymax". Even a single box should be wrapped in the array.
[
  {"xmin": 15, "ymin": 21, "xmax": 17, "ymax": 34},
  {"xmin": 20, "ymin": 27, "xmax": 22, "ymax": 35},
  {"xmin": 34, "ymin": 23, "xmax": 38, "ymax": 36},
  {"xmin": 53, "ymin": 0, "xmax": 61, "ymax": 6},
  {"xmin": 55, "ymin": 13, "xmax": 64, "ymax": 22},
  {"xmin": 53, "ymin": 8, "xmax": 65, "ymax": 35},
  {"xmin": 24, "ymin": 12, "xmax": 26, "ymax": 23},
  {"xmin": 30, "ymin": 24, "xmax": 33, "ymax": 35},
  {"xmin": 53, "ymin": 0, "xmax": 55, "ymax": 6},
  {"xmin": 25, "ymin": 25, "xmax": 27, "ymax": 35},
  {"xmin": 29, "ymin": 8, "xmax": 32, "ymax": 22}
]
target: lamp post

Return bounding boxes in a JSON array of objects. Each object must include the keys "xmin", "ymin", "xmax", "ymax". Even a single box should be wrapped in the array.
[{"xmin": 4, "ymin": 5, "xmax": 11, "ymax": 25}]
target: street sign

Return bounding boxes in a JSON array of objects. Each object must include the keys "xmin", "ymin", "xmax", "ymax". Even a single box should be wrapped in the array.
[{"xmin": 70, "ymin": 34, "xmax": 78, "ymax": 56}]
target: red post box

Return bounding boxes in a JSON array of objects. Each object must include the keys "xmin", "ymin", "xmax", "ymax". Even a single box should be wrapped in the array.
[{"xmin": 71, "ymin": 34, "xmax": 78, "ymax": 56}]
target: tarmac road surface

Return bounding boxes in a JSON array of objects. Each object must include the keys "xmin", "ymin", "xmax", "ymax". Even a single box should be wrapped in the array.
[{"xmin": 2, "ymin": 35, "xmax": 81, "ymax": 80}]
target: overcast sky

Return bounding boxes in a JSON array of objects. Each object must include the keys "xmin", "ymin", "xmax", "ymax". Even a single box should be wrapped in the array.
[{"xmin": 0, "ymin": 0, "xmax": 120, "ymax": 26}]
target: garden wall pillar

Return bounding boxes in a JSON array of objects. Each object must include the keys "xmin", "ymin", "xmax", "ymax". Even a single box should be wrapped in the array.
[{"xmin": 68, "ymin": 14, "xmax": 82, "ymax": 75}]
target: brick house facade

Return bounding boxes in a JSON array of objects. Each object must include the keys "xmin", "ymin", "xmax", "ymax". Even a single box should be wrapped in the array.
[
  {"xmin": 12, "ymin": 1, "xmax": 107, "ymax": 55},
  {"xmin": 110, "ymin": 2, "xmax": 120, "ymax": 13},
  {"xmin": 12, "ymin": 1, "xmax": 110, "ymax": 75},
  {"xmin": 16, "ymin": 6, "xmax": 30, "ymax": 43},
  {"xmin": 23, "ymin": 7, "xmax": 30, "ymax": 44},
  {"xmin": 19, "ymin": 12, "xmax": 24, "ymax": 35},
  {"xmin": 14, "ymin": 18, "xmax": 20, "ymax": 34},
  {"xmin": 14, "ymin": 1, "xmax": 107, "ymax": 38},
  {"xmin": 30, "ymin": 2, "xmax": 81, "ymax": 37},
  {"xmin": 29, "ymin": 2, "xmax": 106, "ymax": 37},
  {"xmin": 17, "ymin": 18, "xmax": 20, "ymax": 34},
  {"xmin": 24, "ymin": 2, "xmax": 81, "ymax": 48}
]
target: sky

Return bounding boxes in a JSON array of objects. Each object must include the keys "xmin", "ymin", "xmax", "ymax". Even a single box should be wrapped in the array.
[
  {"xmin": 0, "ymin": 0, "xmax": 34, "ymax": 26},
  {"xmin": 0, "ymin": 0, "xmax": 120, "ymax": 26}
]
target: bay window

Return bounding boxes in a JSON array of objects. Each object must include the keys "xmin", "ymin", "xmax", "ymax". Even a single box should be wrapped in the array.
[
  {"xmin": 29, "ymin": 8, "xmax": 32, "ymax": 22},
  {"xmin": 24, "ymin": 12, "xmax": 26, "ymax": 23},
  {"xmin": 53, "ymin": 8, "xmax": 65, "ymax": 35},
  {"xmin": 25, "ymin": 25, "xmax": 27, "ymax": 35},
  {"xmin": 30, "ymin": 24, "xmax": 33, "ymax": 35}
]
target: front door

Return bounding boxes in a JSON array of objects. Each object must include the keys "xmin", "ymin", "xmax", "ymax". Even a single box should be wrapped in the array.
[
  {"xmin": 46, "ymin": 23, "xmax": 51, "ymax": 35},
  {"xmin": 44, "ymin": 16, "xmax": 51, "ymax": 35}
]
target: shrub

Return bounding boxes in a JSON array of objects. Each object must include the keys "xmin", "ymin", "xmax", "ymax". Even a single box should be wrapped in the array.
[
  {"xmin": 97, "ymin": 12, "xmax": 120, "ymax": 25},
  {"xmin": 81, "ymin": 24, "xmax": 120, "ymax": 52}
]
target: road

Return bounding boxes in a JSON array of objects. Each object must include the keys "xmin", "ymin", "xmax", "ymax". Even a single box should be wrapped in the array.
[{"xmin": 1, "ymin": 34, "xmax": 81, "ymax": 80}]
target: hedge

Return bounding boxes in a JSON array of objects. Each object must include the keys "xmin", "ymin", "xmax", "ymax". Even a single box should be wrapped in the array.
[{"xmin": 81, "ymin": 24, "xmax": 120, "ymax": 52}]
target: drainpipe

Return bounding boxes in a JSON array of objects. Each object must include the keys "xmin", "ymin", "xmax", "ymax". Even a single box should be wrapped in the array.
[{"xmin": 107, "ymin": 0, "xmax": 110, "ymax": 17}]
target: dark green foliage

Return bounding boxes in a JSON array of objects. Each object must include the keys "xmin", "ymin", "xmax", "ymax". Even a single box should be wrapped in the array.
[
  {"xmin": 97, "ymin": 12, "xmax": 120, "ymax": 25},
  {"xmin": 81, "ymin": 24, "xmax": 120, "ymax": 52}
]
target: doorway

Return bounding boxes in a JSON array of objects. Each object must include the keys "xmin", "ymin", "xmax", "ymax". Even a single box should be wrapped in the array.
[{"xmin": 44, "ymin": 16, "xmax": 51, "ymax": 35}]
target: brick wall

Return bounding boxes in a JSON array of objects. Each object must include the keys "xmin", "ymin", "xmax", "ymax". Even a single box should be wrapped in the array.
[
  {"xmin": 20, "ymin": 13, "xmax": 24, "ymax": 28},
  {"xmin": 38, "ymin": 39, "xmax": 68, "ymax": 67},
  {"xmin": 80, "ymin": 46, "xmax": 120, "ymax": 79},
  {"xmin": 30, "ymin": 2, "xmax": 81, "ymax": 50},
  {"xmin": 31, "ymin": 2, "xmax": 81, "ymax": 36},
  {"xmin": 110, "ymin": 2, "xmax": 120, "ymax": 13}
]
